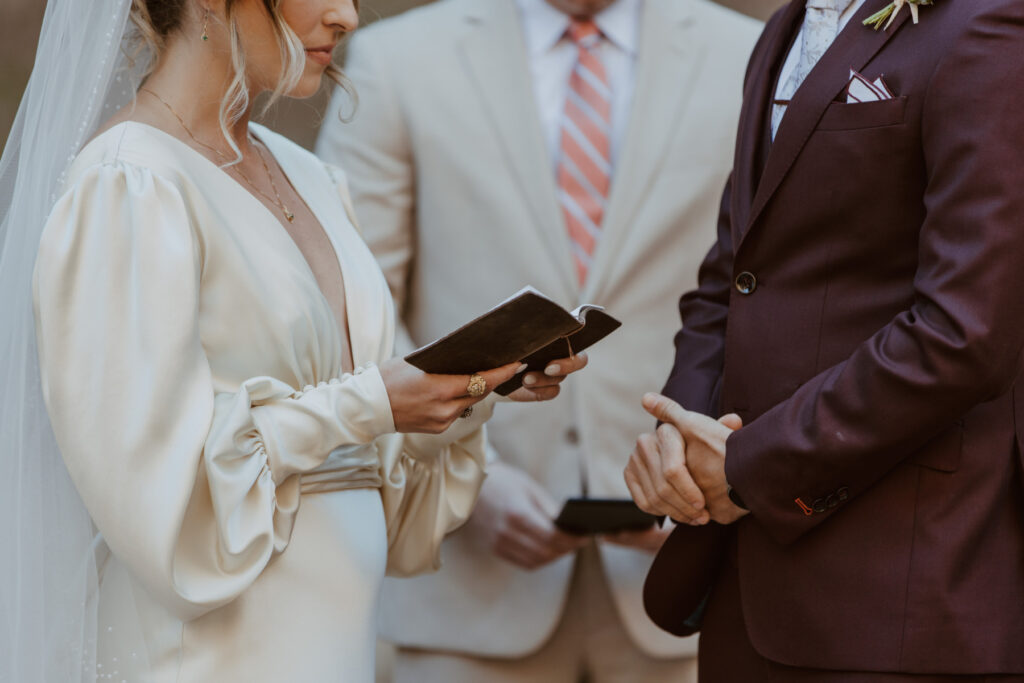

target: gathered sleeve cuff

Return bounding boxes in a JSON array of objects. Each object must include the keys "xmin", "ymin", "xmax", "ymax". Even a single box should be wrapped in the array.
[
  {"xmin": 243, "ymin": 366, "xmax": 395, "ymax": 486},
  {"xmin": 375, "ymin": 395, "xmax": 496, "ymax": 576}
]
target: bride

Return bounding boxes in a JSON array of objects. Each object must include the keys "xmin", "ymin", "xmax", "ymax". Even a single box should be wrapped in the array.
[{"xmin": 0, "ymin": 0, "xmax": 587, "ymax": 680}]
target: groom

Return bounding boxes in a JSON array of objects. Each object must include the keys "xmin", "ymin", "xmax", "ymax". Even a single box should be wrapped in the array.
[{"xmin": 627, "ymin": 0, "xmax": 1024, "ymax": 679}]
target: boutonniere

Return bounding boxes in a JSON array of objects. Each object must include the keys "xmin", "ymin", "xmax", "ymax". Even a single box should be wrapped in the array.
[{"xmin": 864, "ymin": 0, "xmax": 934, "ymax": 31}]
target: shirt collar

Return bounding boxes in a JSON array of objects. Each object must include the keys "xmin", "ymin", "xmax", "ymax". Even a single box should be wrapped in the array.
[{"xmin": 516, "ymin": 0, "xmax": 643, "ymax": 57}]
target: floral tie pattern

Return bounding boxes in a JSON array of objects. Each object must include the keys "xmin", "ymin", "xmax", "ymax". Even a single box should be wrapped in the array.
[{"xmin": 772, "ymin": 0, "xmax": 856, "ymax": 138}]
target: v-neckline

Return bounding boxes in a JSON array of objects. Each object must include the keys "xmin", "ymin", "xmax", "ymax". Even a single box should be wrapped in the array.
[{"xmin": 119, "ymin": 121, "xmax": 357, "ymax": 374}]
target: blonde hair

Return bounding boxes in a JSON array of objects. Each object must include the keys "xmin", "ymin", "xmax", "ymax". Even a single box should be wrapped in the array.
[{"xmin": 129, "ymin": 0, "xmax": 355, "ymax": 162}]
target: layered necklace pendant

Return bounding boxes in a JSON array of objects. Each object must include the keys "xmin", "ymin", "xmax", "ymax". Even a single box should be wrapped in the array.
[{"xmin": 141, "ymin": 88, "xmax": 299, "ymax": 224}]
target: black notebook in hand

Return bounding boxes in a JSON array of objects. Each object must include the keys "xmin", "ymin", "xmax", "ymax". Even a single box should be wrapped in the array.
[
  {"xmin": 555, "ymin": 498, "xmax": 664, "ymax": 535},
  {"xmin": 404, "ymin": 286, "xmax": 622, "ymax": 395}
]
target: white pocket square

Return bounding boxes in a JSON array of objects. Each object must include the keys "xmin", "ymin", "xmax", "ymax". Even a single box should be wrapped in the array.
[{"xmin": 846, "ymin": 69, "xmax": 895, "ymax": 103}]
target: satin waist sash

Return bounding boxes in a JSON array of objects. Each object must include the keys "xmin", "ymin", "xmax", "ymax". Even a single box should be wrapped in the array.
[{"xmin": 300, "ymin": 444, "xmax": 382, "ymax": 495}]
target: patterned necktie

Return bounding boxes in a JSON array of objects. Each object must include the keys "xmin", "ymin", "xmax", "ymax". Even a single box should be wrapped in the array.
[
  {"xmin": 558, "ymin": 18, "xmax": 612, "ymax": 286},
  {"xmin": 771, "ymin": 0, "xmax": 855, "ymax": 138}
]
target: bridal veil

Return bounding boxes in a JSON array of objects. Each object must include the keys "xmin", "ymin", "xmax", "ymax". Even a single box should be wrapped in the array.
[{"xmin": 0, "ymin": 1, "xmax": 149, "ymax": 679}]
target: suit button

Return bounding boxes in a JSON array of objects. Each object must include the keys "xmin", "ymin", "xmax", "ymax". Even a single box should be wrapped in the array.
[
  {"xmin": 735, "ymin": 271, "xmax": 757, "ymax": 295},
  {"xmin": 812, "ymin": 498, "xmax": 828, "ymax": 513},
  {"xmin": 565, "ymin": 427, "xmax": 580, "ymax": 445}
]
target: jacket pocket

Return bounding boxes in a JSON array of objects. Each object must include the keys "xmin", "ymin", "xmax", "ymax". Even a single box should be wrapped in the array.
[
  {"xmin": 910, "ymin": 421, "xmax": 963, "ymax": 473},
  {"xmin": 817, "ymin": 96, "xmax": 908, "ymax": 131}
]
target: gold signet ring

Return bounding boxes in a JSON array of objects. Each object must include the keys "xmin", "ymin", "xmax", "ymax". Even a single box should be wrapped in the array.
[{"xmin": 466, "ymin": 374, "xmax": 487, "ymax": 397}]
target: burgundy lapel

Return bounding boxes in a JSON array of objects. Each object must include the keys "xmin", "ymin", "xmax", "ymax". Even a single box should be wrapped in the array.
[
  {"xmin": 738, "ymin": 0, "xmax": 911, "ymax": 246},
  {"xmin": 731, "ymin": 1, "xmax": 805, "ymax": 245}
]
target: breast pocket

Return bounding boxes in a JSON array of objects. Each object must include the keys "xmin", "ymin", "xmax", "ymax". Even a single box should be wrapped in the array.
[{"xmin": 817, "ymin": 96, "xmax": 908, "ymax": 132}]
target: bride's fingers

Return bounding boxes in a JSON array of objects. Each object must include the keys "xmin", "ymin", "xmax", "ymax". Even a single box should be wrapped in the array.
[
  {"xmin": 522, "ymin": 353, "xmax": 588, "ymax": 390},
  {"xmin": 521, "ymin": 372, "xmax": 561, "ymax": 389},
  {"xmin": 543, "ymin": 352, "xmax": 588, "ymax": 379},
  {"xmin": 449, "ymin": 362, "xmax": 527, "ymax": 400},
  {"xmin": 524, "ymin": 385, "xmax": 560, "ymax": 401},
  {"xmin": 476, "ymin": 361, "xmax": 528, "ymax": 392}
]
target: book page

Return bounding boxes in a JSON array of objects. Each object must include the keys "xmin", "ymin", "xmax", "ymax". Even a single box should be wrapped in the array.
[{"xmin": 570, "ymin": 303, "xmax": 607, "ymax": 323}]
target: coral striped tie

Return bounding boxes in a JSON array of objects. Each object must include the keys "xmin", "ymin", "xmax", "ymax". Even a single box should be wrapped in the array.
[{"xmin": 558, "ymin": 19, "xmax": 611, "ymax": 286}]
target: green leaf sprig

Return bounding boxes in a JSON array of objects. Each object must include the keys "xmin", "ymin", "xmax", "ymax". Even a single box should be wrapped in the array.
[{"xmin": 864, "ymin": 0, "xmax": 934, "ymax": 31}]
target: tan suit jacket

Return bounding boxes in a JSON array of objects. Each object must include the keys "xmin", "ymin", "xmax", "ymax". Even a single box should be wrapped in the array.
[{"xmin": 316, "ymin": 0, "xmax": 760, "ymax": 659}]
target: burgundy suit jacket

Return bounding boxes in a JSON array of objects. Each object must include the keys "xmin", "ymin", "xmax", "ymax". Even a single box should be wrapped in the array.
[{"xmin": 647, "ymin": 0, "xmax": 1024, "ymax": 674}]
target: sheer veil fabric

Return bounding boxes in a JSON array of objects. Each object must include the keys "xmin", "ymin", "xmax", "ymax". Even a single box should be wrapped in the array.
[{"xmin": 0, "ymin": 1, "xmax": 150, "ymax": 680}]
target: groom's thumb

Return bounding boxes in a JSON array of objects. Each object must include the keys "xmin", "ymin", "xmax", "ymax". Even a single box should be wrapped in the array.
[
  {"xmin": 642, "ymin": 392, "xmax": 687, "ymax": 427},
  {"xmin": 718, "ymin": 413, "xmax": 743, "ymax": 431}
]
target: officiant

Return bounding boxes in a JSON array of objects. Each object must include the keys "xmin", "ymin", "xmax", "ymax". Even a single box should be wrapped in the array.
[{"xmin": 316, "ymin": 0, "xmax": 759, "ymax": 679}]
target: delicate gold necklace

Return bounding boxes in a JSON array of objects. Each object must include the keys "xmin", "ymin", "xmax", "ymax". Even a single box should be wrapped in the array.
[{"xmin": 140, "ymin": 88, "xmax": 295, "ymax": 222}]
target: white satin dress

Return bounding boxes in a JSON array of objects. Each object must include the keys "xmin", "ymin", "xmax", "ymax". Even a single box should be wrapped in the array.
[{"xmin": 33, "ymin": 121, "xmax": 494, "ymax": 682}]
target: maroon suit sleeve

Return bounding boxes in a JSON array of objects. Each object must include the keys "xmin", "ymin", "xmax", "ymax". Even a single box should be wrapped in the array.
[
  {"xmin": 661, "ymin": 176, "xmax": 734, "ymax": 416},
  {"xmin": 726, "ymin": 4, "xmax": 1024, "ymax": 545}
]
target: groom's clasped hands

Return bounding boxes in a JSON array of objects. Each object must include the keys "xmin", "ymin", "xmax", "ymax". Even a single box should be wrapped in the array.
[{"xmin": 625, "ymin": 393, "xmax": 749, "ymax": 527}]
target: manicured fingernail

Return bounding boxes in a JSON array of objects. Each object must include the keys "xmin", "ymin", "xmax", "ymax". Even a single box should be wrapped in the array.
[
  {"xmin": 544, "ymin": 364, "xmax": 561, "ymax": 376},
  {"xmin": 523, "ymin": 374, "xmax": 537, "ymax": 385},
  {"xmin": 516, "ymin": 363, "xmax": 528, "ymax": 374}
]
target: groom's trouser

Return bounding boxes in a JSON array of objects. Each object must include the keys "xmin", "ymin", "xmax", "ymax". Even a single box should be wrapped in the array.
[
  {"xmin": 392, "ymin": 543, "xmax": 698, "ymax": 683},
  {"xmin": 699, "ymin": 539, "xmax": 1024, "ymax": 683}
]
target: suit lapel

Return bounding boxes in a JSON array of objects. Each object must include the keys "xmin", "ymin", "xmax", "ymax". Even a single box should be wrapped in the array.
[
  {"xmin": 738, "ymin": 0, "xmax": 911, "ymax": 246},
  {"xmin": 730, "ymin": 0, "xmax": 805, "ymax": 245},
  {"xmin": 457, "ymin": 0, "xmax": 578, "ymax": 300},
  {"xmin": 583, "ymin": 0, "xmax": 698, "ymax": 304}
]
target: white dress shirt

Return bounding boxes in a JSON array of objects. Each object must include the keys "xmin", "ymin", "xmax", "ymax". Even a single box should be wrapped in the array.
[
  {"xmin": 773, "ymin": 0, "xmax": 867, "ymax": 136},
  {"xmin": 516, "ymin": 0, "xmax": 642, "ymax": 170}
]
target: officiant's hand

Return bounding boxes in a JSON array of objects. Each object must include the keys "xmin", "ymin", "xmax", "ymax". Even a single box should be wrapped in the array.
[
  {"xmin": 463, "ymin": 461, "xmax": 588, "ymax": 570},
  {"xmin": 507, "ymin": 353, "xmax": 589, "ymax": 403},
  {"xmin": 380, "ymin": 359, "xmax": 525, "ymax": 434},
  {"xmin": 625, "ymin": 394, "xmax": 748, "ymax": 526},
  {"xmin": 601, "ymin": 523, "xmax": 674, "ymax": 554}
]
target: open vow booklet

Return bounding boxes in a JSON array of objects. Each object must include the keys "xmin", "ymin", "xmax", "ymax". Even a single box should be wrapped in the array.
[{"xmin": 405, "ymin": 286, "xmax": 622, "ymax": 395}]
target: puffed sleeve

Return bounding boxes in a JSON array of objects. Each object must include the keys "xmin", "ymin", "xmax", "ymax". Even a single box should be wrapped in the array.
[{"xmin": 33, "ymin": 162, "xmax": 397, "ymax": 621}]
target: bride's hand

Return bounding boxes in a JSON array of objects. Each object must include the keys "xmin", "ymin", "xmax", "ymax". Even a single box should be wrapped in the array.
[
  {"xmin": 380, "ymin": 358, "xmax": 526, "ymax": 434},
  {"xmin": 507, "ymin": 352, "xmax": 589, "ymax": 402}
]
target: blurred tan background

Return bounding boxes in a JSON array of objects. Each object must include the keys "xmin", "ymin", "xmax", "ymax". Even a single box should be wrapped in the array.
[{"xmin": 1, "ymin": 0, "xmax": 785, "ymax": 152}]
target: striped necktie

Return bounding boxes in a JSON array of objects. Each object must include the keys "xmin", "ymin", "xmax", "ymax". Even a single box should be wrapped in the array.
[{"xmin": 558, "ymin": 18, "xmax": 612, "ymax": 286}]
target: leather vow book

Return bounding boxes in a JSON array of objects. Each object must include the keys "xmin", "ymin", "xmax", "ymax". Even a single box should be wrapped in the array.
[{"xmin": 405, "ymin": 287, "xmax": 621, "ymax": 395}]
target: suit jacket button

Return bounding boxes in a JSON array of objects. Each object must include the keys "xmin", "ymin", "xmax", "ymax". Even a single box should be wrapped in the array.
[
  {"xmin": 735, "ymin": 271, "xmax": 757, "ymax": 295},
  {"xmin": 812, "ymin": 498, "xmax": 828, "ymax": 513}
]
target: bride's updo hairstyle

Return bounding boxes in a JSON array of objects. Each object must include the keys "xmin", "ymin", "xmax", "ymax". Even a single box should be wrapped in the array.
[{"xmin": 129, "ymin": 0, "xmax": 353, "ymax": 160}]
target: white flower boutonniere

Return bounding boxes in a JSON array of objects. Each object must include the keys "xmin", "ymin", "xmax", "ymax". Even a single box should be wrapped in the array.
[{"xmin": 864, "ymin": 0, "xmax": 935, "ymax": 31}]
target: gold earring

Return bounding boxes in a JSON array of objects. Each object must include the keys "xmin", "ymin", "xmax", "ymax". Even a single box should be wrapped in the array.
[{"xmin": 201, "ymin": 9, "xmax": 209, "ymax": 41}]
